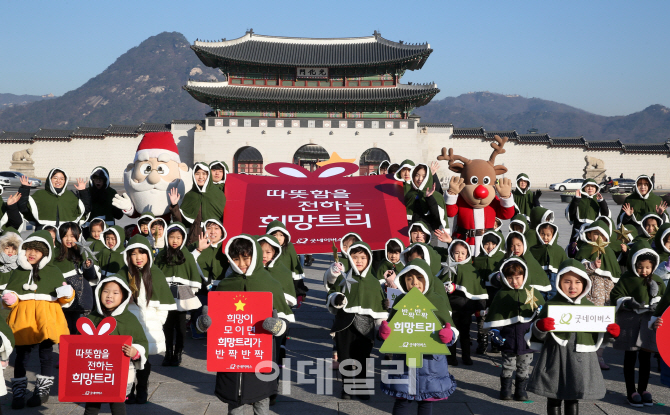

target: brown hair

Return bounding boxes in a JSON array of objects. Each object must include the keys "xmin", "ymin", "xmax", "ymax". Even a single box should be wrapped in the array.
[{"xmin": 502, "ymin": 261, "xmax": 525, "ymax": 278}]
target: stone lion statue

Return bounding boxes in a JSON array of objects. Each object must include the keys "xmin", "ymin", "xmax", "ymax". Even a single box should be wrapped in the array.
[
  {"xmin": 11, "ymin": 148, "xmax": 34, "ymax": 162},
  {"xmin": 584, "ymin": 155, "xmax": 604, "ymax": 169}
]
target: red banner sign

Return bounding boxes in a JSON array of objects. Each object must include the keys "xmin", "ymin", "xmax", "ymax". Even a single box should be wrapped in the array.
[
  {"xmin": 59, "ymin": 317, "xmax": 131, "ymax": 403},
  {"xmin": 207, "ymin": 291, "xmax": 274, "ymax": 373},
  {"xmin": 657, "ymin": 308, "xmax": 670, "ymax": 366},
  {"xmin": 223, "ymin": 163, "xmax": 409, "ymax": 254}
]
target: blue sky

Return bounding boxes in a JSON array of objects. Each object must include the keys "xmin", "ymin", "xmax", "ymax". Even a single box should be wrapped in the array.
[{"xmin": 1, "ymin": 0, "xmax": 668, "ymax": 116}]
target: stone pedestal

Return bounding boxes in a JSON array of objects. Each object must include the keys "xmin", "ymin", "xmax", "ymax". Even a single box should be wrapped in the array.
[
  {"xmin": 583, "ymin": 168, "xmax": 606, "ymax": 182},
  {"xmin": 10, "ymin": 161, "xmax": 35, "ymax": 177}
]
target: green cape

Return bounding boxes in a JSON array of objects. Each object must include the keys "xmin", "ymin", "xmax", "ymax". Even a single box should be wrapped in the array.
[
  {"xmin": 527, "ymin": 259, "xmax": 604, "ymax": 351},
  {"xmin": 257, "ymin": 234, "xmax": 298, "ymax": 307},
  {"xmin": 610, "ymin": 241, "xmax": 665, "ymax": 312},
  {"xmin": 97, "ymin": 225, "xmax": 126, "ymax": 280},
  {"xmin": 194, "ymin": 219, "xmax": 229, "ymax": 289},
  {"xmin": 155, "ymin": 222, "xmax": 202, "ymax": 290},
  {"xmin": 654, "ymin": 223, "xmax": 670, "ymax": 263},
  {"xmin": 218, "ymin": 234, "xmax": 294, "ymax": 322},
  {"xmin": 208, "ymin": 160, "xmax": 228, "ymax": 192},
  {"xmin": 28, "ymin": 168, "xmax": 85, "ymax": 226},
  {"xmin": 179, "ymin": 162, "xmax": 226, "ymax": 225},
  {"xmin": 374, "ymin": 238, "xmax": 406, "ymax": 281},
  {"xmin": 265, "ymin": 220, "xmax": 304, "ymax": 280},
  {"xmin": 575, "ymin": 220, "xmax": 621, "ymax": 283},
  {"xmin": 88, "ymin": 276, "xmax": 150, "ymax": 369},
  {"xmin": 473, "ymin": 230, "xmax": 506, "ymax": 285},
  {"xmin": 529, "ymin": 222, "xmax": 567, "ymax": 274},
  {"xmin": 393, "ymin": 159, "xmax": 415, "ymax": 185},
  {"xmin": 484, "ymin": 257, "xmax": 545, "ymax": 328},
  {"xmin": 567, "ymin": 179, "xmax": 606, "ymax": 226},
  {"xmin": 513, "ymin": 173, "xmax": 534, "ymax": 218},
  {"xmin": 438, "ymin": 240, "xmax": 488, "ymax": 300},
  {"xmin": 618, "ymin": 175, "xmax": 669, "ymax": 226},
  {"xmin": 527, "ymin": 207, "xmax": 555, "ymax": 248},
  {"xmin": 506, "ymin": 231, "xmax": 552, "ymax": 292},
  {"xmin": 400, "ymin": 242, "xmax": 451, "ymax": 304}
]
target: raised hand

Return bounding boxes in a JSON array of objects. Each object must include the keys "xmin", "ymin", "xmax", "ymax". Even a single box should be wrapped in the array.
[
  {"xmin": 494, "ymin": 177, "xmax": 513, "ymax": 198},
  {"xmin": 6, "ymin": 193, "xmax": 21, "ymax": 206},
  {"xmin": 430, "ymin": 161, "xmax": 440, "ymax": 175},
  {"xmin": 19, "ymin": 175, "xmax": 31, "ymax": 187},
  {"xmin": 448, "ymin": 176, "xmax": 465, "ymax": 195},
  {"xmin": 425, "ymin": 183, "xmax": 436, "ymax": 198},
  {"xmin": 656, "ymin": 201, "xmax": 668, "ymax": 216},
  {"xmin": 576, "ymin": 189, "xmax": 581, "ymax": 198},
  {"xmin": 74, "ymin": 178, "xmax": 87, "ymax": 191},
  {"xmin": 169, "ymin": 188, "xmax": 180, "ymax": 206},
  {"xmin": 197, "ymin": 233, "xmax": 211, "ymax": 252},
  {"xmin": 622, "ymin": 203, "xmax": 634, "ymax": 217},
  {"xmin": 596, "ymin": 193, "xmax": 604, "ymax": 202},
  {"xmin": 384, "ymin": 270, "xmax": 397, "ymax": 289},
  {"xmin": 434, "ymin": 228, "xmax": 452, "ymax": 244},
  {"xmin": 112, "ymin": 193, "xmax": 133, "ymax": 212}
]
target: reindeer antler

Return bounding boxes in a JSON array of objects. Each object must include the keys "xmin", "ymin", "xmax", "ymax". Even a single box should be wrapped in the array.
[
  {"xmin": 438, "ymin": 147, "xmax": 471, "ymax": 170},
  {"xmin": 489, "ymin": 135, "xmax": 508, "ymax": 165}
]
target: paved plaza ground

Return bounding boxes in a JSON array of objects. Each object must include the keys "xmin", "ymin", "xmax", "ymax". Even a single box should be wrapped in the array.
[{"xmin": 2, "ymin": 190, "xmax": 670, "ymax": 414}]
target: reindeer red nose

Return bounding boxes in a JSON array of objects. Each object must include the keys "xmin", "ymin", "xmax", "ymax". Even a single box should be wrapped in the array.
[{"xmin": 474, "ymin": 185, "xmax": 489, "ymax": 200}]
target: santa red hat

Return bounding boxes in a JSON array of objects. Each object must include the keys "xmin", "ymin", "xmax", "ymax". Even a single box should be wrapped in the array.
[{"xmin": 135, "ymin": 132, "xmax": 180, "ymax": 163}]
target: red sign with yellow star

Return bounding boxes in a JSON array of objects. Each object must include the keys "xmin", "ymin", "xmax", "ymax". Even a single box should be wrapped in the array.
[{"xmin": 207, "ymin": 291, "xmax": 274, "ymax": 372}]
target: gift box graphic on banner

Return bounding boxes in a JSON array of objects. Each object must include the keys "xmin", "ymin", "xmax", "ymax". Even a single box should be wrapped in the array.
[
  {"xmin": 59, "ymin": 317, "xmax": 131, "ymax": 402},
  {"xmin": 207, "ymin": 291, "xmax": 274, "ymax": 373},
  {"xmin": 223, "ymin": 162, "xmax": 409, "ymax": 254}
]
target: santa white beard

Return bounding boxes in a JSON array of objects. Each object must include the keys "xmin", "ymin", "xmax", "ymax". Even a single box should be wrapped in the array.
[{"xmin": 123, "ymin": 168, "xmax": 193, "ymax": 216}]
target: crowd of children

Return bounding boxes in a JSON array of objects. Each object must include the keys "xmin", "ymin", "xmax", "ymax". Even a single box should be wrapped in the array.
[{"xmin": 1, "ymin": 161, "xmax": 670, "ymax": 415}]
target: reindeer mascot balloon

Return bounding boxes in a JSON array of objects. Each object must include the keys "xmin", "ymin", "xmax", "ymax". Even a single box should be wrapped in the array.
[{"xmin": 440, "ymin": 136, "xmax": 516, "ymax": 256}]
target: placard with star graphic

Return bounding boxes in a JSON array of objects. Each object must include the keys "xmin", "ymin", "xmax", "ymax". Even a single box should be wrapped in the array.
[{"xmin": 207, "ymin": 291, "xmax": 274, "ymax": 372}]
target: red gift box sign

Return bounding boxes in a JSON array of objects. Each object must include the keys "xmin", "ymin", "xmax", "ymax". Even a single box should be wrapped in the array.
[
  {"xmin": 207, "ymin": 291, "xmax": 274, "ymax": 373},
  {"xmin": 657, "ymin": 308, "xmax": 670, "ymax": 367},
  {"xmin": 59, "ymin": 317, "xmax": 131, "ymax": 403},
  {"xmin": 223, "ymin": 162, "xmax": 409, "ymax": 254}
]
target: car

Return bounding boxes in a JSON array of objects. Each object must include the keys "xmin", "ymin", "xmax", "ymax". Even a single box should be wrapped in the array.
[
  {"xmin": 0, "ymin": 171, "xmax": 42, "ymax": 188},
  {"xmin": 610, "ymin": 178, "xmax": 636, "ymax": 194},
  {"xmin": 549, "ymin": 178, "xmax": 585, "ymax": 191}
]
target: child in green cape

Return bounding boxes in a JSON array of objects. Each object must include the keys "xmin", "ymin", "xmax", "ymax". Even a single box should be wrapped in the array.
[
  {"xmin": 98, "ymin": 226, "xmax": 126, "ymax": 280},
  {"xmin": 527, "ymin": 259, "xmax": 620, "ymax": 415},
  {"xmin": 473, "ymin": 230, "xmax": 506, "ymax": 354},
  {"xmin": 504, "ymin": 232, "xmax": 552, "ymax": 294},
  {"xmin": 512, "ymin": 173, "xmax": 541, "ymax": 219},
  {"xmin": 619, "ymin": 175, "xmax": 669, "ymax": 234},
  {"xmin": 375, "ymin": 238, "xmax": 405, "ymax": 282},
  {"xmin": 85, "ymin": 276, "xmax": 149, "ymax": 415},
  {"xmin": 529, "ymin": 222, "xmax": 567, "ymax": 300},
  {"xmin": 653, "ymin": 223, "xmax": 670, "ymax": 285},
  {"xmin": 265, "ymin": 220, "xmax": 309, "ymax": 304},
  {"xmin": 566, "ymin": 179, "xmax": 610, "ymax": 255}
]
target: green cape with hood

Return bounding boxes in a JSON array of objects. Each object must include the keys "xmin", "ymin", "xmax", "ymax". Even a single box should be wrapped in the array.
[
  {"xmin": 484, "ymin": 257, "xmax": 545, "ymax": 328},
  {"xmin": 438, "ymin": 240, "xmax": 488, "ymax": 300},
  {"xmin": 610, "ymin": 240, "xmax": 665, "ymax": 313},
  {"xmin": 51, "ymin": 223, "xmax": 102, "ymax": 287},
  {"xmin": 505, "ymin": 231, "xmax": 552, "ymax": 292},
  {"xmin": 529, "ymin": 222, "xmax": 567, "ymax": 274},
  {"xmin": 393, "ymin": 159, "xmax": 415, "ymax": 195},
  {"xmin": 257, "ymin": 234, "xmax": 298, "ymax": 307},
  {"xmin": 97, "ymin": 225, "xmax": 126, "ymax": 280},
  {"xmin": 28, "ymin": 168, "xmax": 85, "ymax": 226},
  {"xmin": 404, "ymin": 164, "xmax": 449, "ymax": 230},
  {"xmin": 527, "ymin": 259, "xmax": 605, "ymax": 352},
  {"xmin": 513, "ymin": 173, "xmax": 534, "ymax": 218},
  {"xmin": 208, "ymin": 160, "xmax": 228, "ymax": 192},
  {"xmin": 509, "ymin": 214, "xmax": 538, "ymax": 248},
  {"xmin": 88, "ymin": 276, "xmax": 150, "ymax": 369},
  {"xmin": 377, "ymin": 160, "xmax": 391, "ymax": 176},
  {"xmin": 179, "ymin": 162, "xmax": 226, "ymax": 226},
  {"xmin": 119, "ymin": 235, "xmax": 176, "ymax": 311},
  {"xmin": 473, "ymin": 230, "xmax": 506, "ymax": 284},
  {"xmin": 217, "ymin": 234, "xmax": 294, "ymax": 322},
  {"xmin": 265, "ymin": 221, "xmax": 304, "ymax": 281},
  {"xmin": 0, "ymin": 229, "xmax": 22, "ymax": 289},
  {"xmin": 408, "ymin": 221, "xmax": 449, "ymax": 270},
  {"xmin": 155, "ymin": 222, "xmax": 203, "ymax": 291},
  {"xmin": 136, "ymin": 211, "xmax": 155, "ymax": 237},
  {"xmin": 575, "ymin": 220, "xmax": 621, "ymax": 283},
  {"xmin": 374, "ymin": 238, "xmax": 406, "ymax": 281},
  {"xmin": 193, "ymin": 219, "xmax": 229, "ymax": 289},
  {"xmin": 391, "ymin": 259, "xmax": 454, "ymax": 328},
  {"xmin": 618, "ymin": 175, "xmax": 669, "ymax": 227},
  {"xmin": 326, "ymin": 241, "xmax": 388, "ymax": 320},
  {"xmin": 527, "ymin": 207, "xmax": 555, "ymax": 248},
  {"xmin": 400, "ymin": 242, "xmax": 451, "ymax": 304},
  {"xmin": 634, "ymin": 213, "xmax": 665, "ymax": 243},
  {"xmin": 87, "ymin": 166, "xmax": 122, "ymax": 224},
  {"xmin": 567, "ymin": 179, "xmax": 609, "ymax": 226},
  {"xmin": 654, "ymin": 223, "xmax": 670, "ymax": 263},
  {"xmin": 5, "ymin": 230, "xmax": 70, "ymax": 302}
]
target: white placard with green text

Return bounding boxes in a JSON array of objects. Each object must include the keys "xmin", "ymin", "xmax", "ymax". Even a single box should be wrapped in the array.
[{"xmin": 548, "ymin": 305, "xmax": 615, "ymax": 332}]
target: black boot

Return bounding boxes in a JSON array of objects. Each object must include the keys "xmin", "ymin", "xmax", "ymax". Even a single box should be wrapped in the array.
[
  {"xmin": 135, "ymin": 362, "xmax": 151, "ymax": 404},
  {"xmin": 162, "ymin": 347, "xmax": 173, "ymax": 366},
  {"xmin": 514, "ymin": 376, "xmax": 529, "ymax": 401},
  {"xmin": 476, "ymin": 317, "xmax": 488, "ymax": 354},
  {"xmin": 564, "ymin": 400, "xmax": 578, "ymax": 415},
  {"xmin": 11, "ymin": 377, "xmax": 27, "ymax": 410},
  {"xmin": 499, "ymin": 376, "xmax": 513, "ymax": 400},
  {"xmin": 26, "ymin": 375, "xmax": 54, "ymax": 407},
  {"xmin": 126, "ymin": 383, "xmax": 136, "ymax": 404},
  {"xmin": 461, "ymin": 338, "xmax": 473, "ymax": 365},
  {"xmin": 447, "ymin": 345, "xmax": 458, "ymax": 366},
  {"xmin": 547, "ymin": 398, "xmax": 562, "ymax": 415},
  {"xmin": 172, "ymin": 347, "xmax": 183, "ymax": 367}
]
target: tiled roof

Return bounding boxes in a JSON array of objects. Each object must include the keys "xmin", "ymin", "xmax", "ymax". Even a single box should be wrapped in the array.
[
  {"xmin": 71, "ymin": 127, "xmax": 107, "ymax": 138},
  {"xmin": 360, "ymin": 148, "xmax": 390, "ymax": 163},
  {"xmin": 0, "ymin": 131, "xmax": 35, "ymax": 143},
  {"xmin": 451, "ymin": 127, "xmax": 485, "ymax": 137},
  {"xmin": 33, "ymin": 128, "xmax": 73, "ymax": 141},
  {"xmin": 104, "ymin": 125, "xmax": 139, "ymax": 136},
  {"xmin": 417, "ymin": 123, "xmax": 454, "ymax": 128},
  {"xmin": 549, "ymin": 136, "xmax": 586, "ymax": 147},
  {"xmin": 624, "ymin": 143, "xmax": 670, "ymax": 153},
  {"xmin": 586, "ymin": 140, "xmax": 624, "ymax": 150},
  {"xmin": 517, "ymin": 133, "xmax": 551, "ymax": 144},
  {"xmin": 484, "ymin": 130, "xmax": 518, "ymax": 140},
  {"xmin": 137, "ymin": 123, "xmax": 170, "ymax": 133},
  {"xmin": 184, "ymin": 82, "xmax": 438, "ymax": 106},
  {"xmin": 192, "ymin": 31, "xmax": 432, "ymax": 70},
  {"xmin": 172, "ymin": 119, "xmax": 205, "ymax": 125}
]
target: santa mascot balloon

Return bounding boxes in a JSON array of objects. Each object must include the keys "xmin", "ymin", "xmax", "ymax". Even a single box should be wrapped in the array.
[
  {"xmin": 440, "ymin": 135, "xmax": 516, "ymax": 256},
  {"xmin": 112, "ymin": 132, "xmax": 193, "ymax": 220}
]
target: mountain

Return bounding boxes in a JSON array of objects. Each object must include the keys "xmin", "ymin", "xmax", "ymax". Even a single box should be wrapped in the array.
[
  {"xmin": 0, "ymin": 32, "xmax": 220, "ymax": 131},
  {"xmin": 414, "ymin": 92, "xmax": 670, "ymax": 143},
  {"xmin": 0, "ymin": 93, "xmax": 56, "ymax": 109}
]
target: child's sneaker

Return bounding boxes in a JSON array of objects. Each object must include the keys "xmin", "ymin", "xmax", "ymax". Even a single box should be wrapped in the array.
[
  {"xmin": 628, "ymin": 392, "xmax": 643, "ymax": 407},
  {"xmin": 641, "ymin": 391, "xmax": 653, "ymax": 407}
]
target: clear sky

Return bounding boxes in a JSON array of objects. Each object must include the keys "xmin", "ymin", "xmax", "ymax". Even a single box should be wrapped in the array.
[{"xmin": 1, "ymin": 0, "xmax": 668, "ymax": 116}]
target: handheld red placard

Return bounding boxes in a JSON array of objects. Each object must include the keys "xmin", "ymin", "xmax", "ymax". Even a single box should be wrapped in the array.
[
  {"xmin": 657, "ymin": 308, "xmax": 670, "ymax": 366},
  {"xmin": 59, "ymin": 317, "xmax": 131, "ymax": 402},
  {"xmin": 207, "ymin": 291, "xmax": 274, "ymax": 373},
  {"xmin": 223, "ymin": 162, "xmax": 409, "ymax": 254}
]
